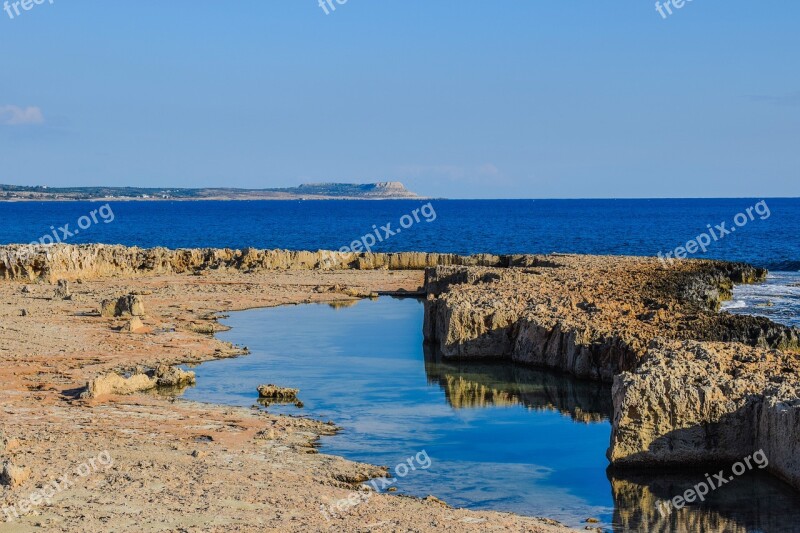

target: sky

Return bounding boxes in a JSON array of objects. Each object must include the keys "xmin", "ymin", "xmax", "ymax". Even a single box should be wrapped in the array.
[{"xmin": 0, "ymin": 1, "xmax": 798, "ymax": 199}]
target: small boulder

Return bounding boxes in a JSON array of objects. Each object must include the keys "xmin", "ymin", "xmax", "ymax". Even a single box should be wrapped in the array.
[
  {"xmin": 257, "ymin": 384, "xmax": 299, "ymax": 401},
  {"xmin": 121, "ymin": 317, "xmax": 145, "ymax": 333},
  {"xmin": 0, "ymin": 462, "xmax": 30, "ymax": 487},
  {"xmin": 54, "ymin": 279, "xmax": 71, "ymax": 300},
  {"xmin": 154, "ymin": 365, "xmax": 196, "ymax": 387},
  {"xmin": 101, "ymin": 294, "xmax": 146, "ymax": 317}
]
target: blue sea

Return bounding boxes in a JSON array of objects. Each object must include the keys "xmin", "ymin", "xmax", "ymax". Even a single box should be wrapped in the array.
[{"xmin": 1, "ymin": 198, "xmax": 798, "ymax": 270}]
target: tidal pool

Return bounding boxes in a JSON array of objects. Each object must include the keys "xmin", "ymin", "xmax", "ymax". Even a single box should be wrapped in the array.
[{"xmin": 180, "ymin": 297, "xmax": 800, "ymax": 532}]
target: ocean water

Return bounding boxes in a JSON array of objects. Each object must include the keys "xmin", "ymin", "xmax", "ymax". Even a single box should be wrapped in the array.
[
  {"xmin": 0, "ymin": 198, "xmax": 798, "ymax": 270},
  {"xmin": 723, "ymin": 271, "xmax": 800, "ymax": 327},
  {"xmin": 181, "ymin": 298, "xmax": 800, "ymax": 532},
  {"xmin": 5, "ymin": 198, "xmax": 797, "ymax": 329}
]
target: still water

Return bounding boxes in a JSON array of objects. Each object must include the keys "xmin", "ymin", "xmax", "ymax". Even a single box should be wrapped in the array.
[{"xmin": 180, "ymin": 297, "xmax": 800, "ymax": 532}]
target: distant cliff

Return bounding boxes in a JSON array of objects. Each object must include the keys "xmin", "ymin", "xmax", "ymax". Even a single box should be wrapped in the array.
[{"xmin": 0, "ymin": 182, "xmax": 422, "ymax": 201}]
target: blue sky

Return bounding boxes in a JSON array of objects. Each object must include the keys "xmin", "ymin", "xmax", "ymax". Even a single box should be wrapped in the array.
[{"xmin": 1, "ymin": 1, "xmax": 798, "ymax": 198}]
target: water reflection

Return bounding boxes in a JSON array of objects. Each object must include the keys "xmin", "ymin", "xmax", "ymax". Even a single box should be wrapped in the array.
[
  {"xmin": 180, "ymin": 297, "xmax": 800, "ymax": 532},
  {"xmin": 609, "ymin": 468, "xmax": 800, "ymax": 533},
  {"xmin": 423, "ymin": 345, "xmax": 612, "ymax": 422}
]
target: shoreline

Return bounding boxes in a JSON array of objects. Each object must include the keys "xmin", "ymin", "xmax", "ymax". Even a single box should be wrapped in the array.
[
  {"xmin": 0, "ymin": 196, "xmax": 433, "ymax": 203},
  {"xmin": 1, "ymin": 244, "xmax": 798, "ymax": 531},
  {"xmin": 0, "ymin": 248, "xmax": 573, "ymax": 531}
]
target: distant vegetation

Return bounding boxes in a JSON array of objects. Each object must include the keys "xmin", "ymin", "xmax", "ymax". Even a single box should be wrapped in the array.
[{"xmin": 0, "ymin": 182, "xmax": 420, "ymax": 201}]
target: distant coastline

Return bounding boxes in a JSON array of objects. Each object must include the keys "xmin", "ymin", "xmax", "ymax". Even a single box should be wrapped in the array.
[{"xmin": 0, "ymin": 181, "xmax": 425, "ymax": 201}]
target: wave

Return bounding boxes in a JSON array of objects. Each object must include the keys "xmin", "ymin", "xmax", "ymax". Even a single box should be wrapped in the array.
[{"xmin": 722, "ymin": 300, "xmax": 747, "ymax": 310}]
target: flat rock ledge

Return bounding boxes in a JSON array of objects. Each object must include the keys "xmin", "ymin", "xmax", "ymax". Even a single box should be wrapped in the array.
[{"xmin": 422, "ymin": 255, "xmax": 800, "ymax": 491}]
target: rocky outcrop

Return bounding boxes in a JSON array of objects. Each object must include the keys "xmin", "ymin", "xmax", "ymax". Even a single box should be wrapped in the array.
[
  {"xmin": 257, "ymin": 384, "xmax": 302, "ymax": 408},
  {"xmin": 82, "ymin": 366, "xmax": 196, "ymax": 398},
  {"xmin": 101, "ymin": 293, "xmax": 146, "ymax": 317},
  {"xmin": 257, "ymin": 384, "xmax": 299, "ymax": 401},
  {"xmin": 608, "ymin": 340, "xmax": 799, "ymax": 466},
  {"xmin": 0, "ymin": 244, "xmax": 506, "ymax": 282},
  {"xmin": 53, "ymin": 279, "xmax": 71, "ymax": 299},
  {"xmin": 421, "ymin": 256, "xmax": 800, "ymax": 491}
]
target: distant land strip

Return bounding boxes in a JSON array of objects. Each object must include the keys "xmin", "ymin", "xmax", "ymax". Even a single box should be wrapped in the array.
[{"xmin": 0, "ymin": 182, "xmax": 423, "ymax": 201}]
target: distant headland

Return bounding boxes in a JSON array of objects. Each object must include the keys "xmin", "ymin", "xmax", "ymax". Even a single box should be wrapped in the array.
[{"xmin": 0, "ymin": 182, "xmax": 422, "ymax": 201}]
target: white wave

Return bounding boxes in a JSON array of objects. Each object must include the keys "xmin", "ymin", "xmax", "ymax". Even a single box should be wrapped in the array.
[{"xmin": 722, "ymin": 300, "xmax": 747, "ymax": 310}]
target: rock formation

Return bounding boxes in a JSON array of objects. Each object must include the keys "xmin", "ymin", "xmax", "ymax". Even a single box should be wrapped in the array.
[
  {"xmin": 0, "ymin": 462, "xmax": 30, "ymax": 488},
  {"xmin": 0, "ymin": 244, "xmax": 507, "ymax": 282},
  {"xmin": 421, "ymin": 255, "xmax": 800, "ymax": 491},
  {"xmin": 100, "ymin": 294, "xmax": 146, "ymax": 318},
  {"xmin": 82, "ymin": 366, "xmax": 196, "ymax": 398},
  {"xmin": 53, "ymin": 279, "xmax": 71, "ymax": 299},
  {"xmin": 257, "ymin": 384, "xmax": 300, "ymax": 401}
]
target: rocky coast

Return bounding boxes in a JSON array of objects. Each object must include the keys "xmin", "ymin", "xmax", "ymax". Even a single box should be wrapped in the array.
[
  {"xmin": 0, "ymin": 244, "xmax": 570, "ymax": 532},
  {"xmin": 1, "ymin": 244, "xmax": 798, "ymax": 531},
  {"xmin": 422, "ymin": 255, "xmax": 800, "ymax": 492}
]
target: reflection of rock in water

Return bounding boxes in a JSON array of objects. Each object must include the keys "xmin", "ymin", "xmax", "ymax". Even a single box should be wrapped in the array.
[
  {"xmin": 257, "ymin": 397, "xmax": 304, "ymax": 409},
  {"xmin": 610, "ymin": 468, "xmax": 800, "ymax": 533},
  {"xmin": 423, "ymin": 344, "xmax": 612, "ymax": 423},
  {"xmin": 327, "ymin": 300, "xmax": 360, "ymax": 310}
]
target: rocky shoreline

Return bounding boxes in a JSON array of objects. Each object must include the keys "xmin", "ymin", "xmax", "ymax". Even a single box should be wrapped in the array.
[
  {"xmin": 0, "ymin": 244, "xmax": 572, "ymax": 532},
  {"xmin": 1, "ymin": 244, "xmax": 798, "ymax": 531},
  {"xmin": 422, "ymin": 255, "xmax": 800, "ymax": 491}
]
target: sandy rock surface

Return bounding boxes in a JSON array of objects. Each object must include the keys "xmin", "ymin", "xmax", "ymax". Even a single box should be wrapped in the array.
[{"xmin": 0, "ymin": 254, "xmax": 571, "ymax": 532}]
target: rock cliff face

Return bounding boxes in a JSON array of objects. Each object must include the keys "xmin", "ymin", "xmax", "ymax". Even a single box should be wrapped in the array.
[
  {"xmin": 421, "ymin": 256, "xmax": 800, "ymax": 491},
  {"xmin": 608, "ymin": 340, "xmax": 800, "ymax": 470},
  {"xmin": 0, "ymin": 244, "xmax": 505, "ymax": 282}
]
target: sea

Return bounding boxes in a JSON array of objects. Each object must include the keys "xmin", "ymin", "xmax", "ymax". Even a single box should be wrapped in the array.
[{"xmin": 2, "ymin": 198, "xmax": 797, "ymax": 322}]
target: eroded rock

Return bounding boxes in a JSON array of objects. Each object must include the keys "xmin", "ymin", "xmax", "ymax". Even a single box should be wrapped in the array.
[
  {"xmin": 82, "ymin": 366, "xmax": 196, "ymax": 398},
  {"xmin": 421, "ymin": 257, "xmax": 800, "ymax": 490},
  {"xmin": 54, "ymin": 279, "xmax": 71, "ymax": 299},
  {"xmin": 101, "ymin": 294, "xmax": 146, "ymax": 317},
  {"xmin": 257, "ymin": 384, "xmax": 299, "ymax": 401},
  {"xmin": 0, "ymin": 462, "xmax": 30, "ymax": 487}
]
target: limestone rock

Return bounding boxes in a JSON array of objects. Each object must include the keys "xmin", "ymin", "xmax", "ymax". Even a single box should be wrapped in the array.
[
  {"xmin": 0, "ymin": 462, "xmax": 30, "ymax": 487},
  {"xmin": 608, "ymin": 339, "xmax": 800, "ymax": 490},
  {"xmin": 101, "ymin": 294, "xmax": 146, "ymax": 317},
  {"xmin": 257, "ymin": 384, "xmax": 299, "ymax": 401},
  {"xmin": 121, "ymin": 316, "xmax": 145, "ymax": 333},
  {"xmin": 420, "ymin": 257, "xmax": 800, "ymax": 490},
  {"xmin": 0, "ymin": 243, "xmax": 506, "ymax": 282},
  {"xmin": 154, "ymin": 365, "xmax": 196, "ymax": 388},
  {"xmin": 54, "ymin": 279, "xmax": 71, "ymax": 299},
  {"xmin": 81, "ymin": 365, "xmax": 195, "ymax": 398}
]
